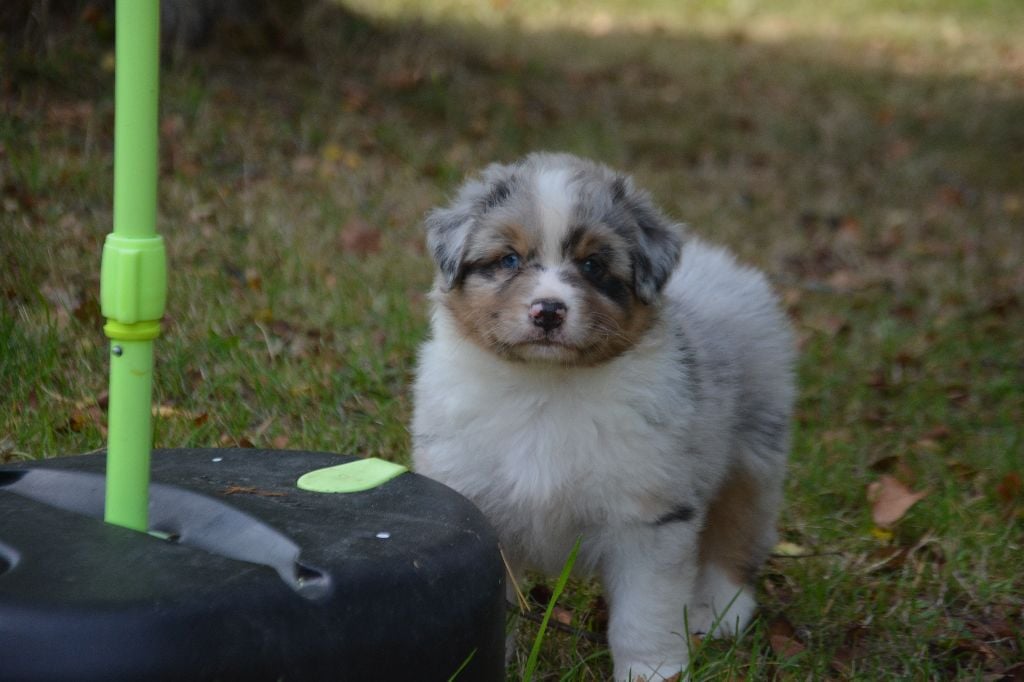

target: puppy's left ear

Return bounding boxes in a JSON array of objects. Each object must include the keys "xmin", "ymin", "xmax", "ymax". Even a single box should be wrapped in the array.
[{"xmin": 612, "ymin": 177, "xmax": 685, "ymax": 304}]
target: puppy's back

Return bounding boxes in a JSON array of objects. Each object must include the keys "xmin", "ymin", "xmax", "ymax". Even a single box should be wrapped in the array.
[{"xmin": 666, "ymin": 238, "xmax": 795, "ymax": 466}]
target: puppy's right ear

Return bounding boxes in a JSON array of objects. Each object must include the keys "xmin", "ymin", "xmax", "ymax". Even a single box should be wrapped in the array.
[
  {"xmin": 424, "ymin": 165, "xmax": 515, "ymax": 291},
  {"xmin": 424, "ymin": 201, "xmax": 475, "ymax": 291}
]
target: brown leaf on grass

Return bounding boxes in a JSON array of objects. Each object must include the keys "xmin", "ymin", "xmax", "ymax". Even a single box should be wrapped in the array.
[
  {"xmin": 864, "ymin": 545, "xmax": 909, "ymax": 573},
  {"xmin": 996, "ymin": 472, "xmax": 1022, "ymax": 510},
  {"xmin": 219, "ymin": 433, "xmax": 256, "ymax": 448},
  {"xmin": 997, "ymin": 661, "xmax": 1024, "ymax": 681},
  {"xmin": 826, "ymin": 269, "xmax": 864, "ymax": 293},
  {"xmin": 767, "ymin": 614, "xmax": 805, "ymax": 658},
  {"xmin": 153, "ymin": 404, "xmax": 203, "ymax": 421},
  {"xmin": 64, "ymin": 409, "xmax": 94, "ymax": 433},
  {"xmin": 831, "ymin": 623, "xmax": 870, "ymax": 677},
  {"xmin": 923, "ymin": 425, "xmax": 952, "ymax": 441},
  {"xmin": 914, "ymin": 437, "xmax": 942, "ymax": 453},
  {"xmin": 996, "ymin": 472, "xmax": 1022, "ymax": 502},
  {"xmin": 551, "ymin": 606, "xmax": 573, "ymax": 626},
  {"xmin": 867, "ymin": 475, "xmax": 928, "ymax": 528},
  {"xmin": 339, "ymin": 216, "xmax": 381, "ymax": 255},
  {"xmin": 946, "ymin": 458, "xmax": 979, "ymax": 482},
  {"xmin": 383, "ymin": 67, "xmax": 424, "ymax": 92},
  {"xmin": 803, "ymin": 314, "xmax": 849, "ymax": 338},
  {"xmin": 945, "ymin": 384, "xmax": 971, "ymax": 408},
  {"xmin": 938, "ymin": 184, "xmax": 966, "ymax": 207}
]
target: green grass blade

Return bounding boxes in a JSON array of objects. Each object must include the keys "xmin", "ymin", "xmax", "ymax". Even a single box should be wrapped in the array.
[
  {"xmin": 446, "ymin": 648, "xmax": 475, "ymax": 681},
  {"xmin": 558, "ymin": 648, "xmax": 611, "ymax": 682},
  {"xmin": 523, "ymin": 535, "xmax": 582, "ymax": 682}
]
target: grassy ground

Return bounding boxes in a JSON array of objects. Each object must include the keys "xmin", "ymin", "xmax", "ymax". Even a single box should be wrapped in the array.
[{"xmin": 2, "ymin": 1, "xmax": 1022, "ymax": 679}]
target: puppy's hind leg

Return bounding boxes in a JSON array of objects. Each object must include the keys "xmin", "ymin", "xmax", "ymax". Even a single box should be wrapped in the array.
[{"xmin": 689, "ymin": 465, "xmax": 781, "ymax": 638}]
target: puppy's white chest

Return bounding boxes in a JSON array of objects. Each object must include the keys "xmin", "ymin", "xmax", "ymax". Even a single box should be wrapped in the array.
[
  {"xmin": 489, "ymin": 392, "xmax": 634, "ymax": 504},
  {"xmin": 414, "ymin": 339, "xmax": 689, "ymax": 533}
]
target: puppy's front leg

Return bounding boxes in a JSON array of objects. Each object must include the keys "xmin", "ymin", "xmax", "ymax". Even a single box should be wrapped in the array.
[{"xmin": 601, "ymin": 523, "xmax": 701, "ymax": 681}]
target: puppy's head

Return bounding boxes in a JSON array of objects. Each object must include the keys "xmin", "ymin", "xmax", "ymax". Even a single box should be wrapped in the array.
[{"xmin": 425, "ymin": 153, "xmax": 684, "ymax": 366}]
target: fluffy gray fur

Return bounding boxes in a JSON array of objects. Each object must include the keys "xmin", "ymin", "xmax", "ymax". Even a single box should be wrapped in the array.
[{"xmin": 413, "ymin": 153, "xmax": 796, "ymax": 680}]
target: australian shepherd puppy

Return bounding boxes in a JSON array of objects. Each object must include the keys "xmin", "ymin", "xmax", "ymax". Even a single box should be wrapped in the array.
[{"xmin": 412, "ymin": 153, "xmax": 795, "ymax": 681}]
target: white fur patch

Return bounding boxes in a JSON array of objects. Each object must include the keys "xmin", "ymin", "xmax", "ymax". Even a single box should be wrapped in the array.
[{"xmin": 533, "ymin": 167, "xmax": 573, "ymax": 266}]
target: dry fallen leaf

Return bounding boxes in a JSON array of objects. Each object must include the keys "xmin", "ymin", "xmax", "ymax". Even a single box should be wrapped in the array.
[
  {"xmin": 339, "ymin": 216, "xmax": 382, "ymax": 255},
  {"xmin": 551, "ymin": 606, "xmax": 573, "ymax": 626},
  {"xmin": 830, "ymin": 623, "xmax": 871, "ymax": 677},
  {"xmin": 767, "ymin": 614, "xmax": 806, "ymax": 658},
  {"xmin": 867, "ymin": 475, "xmax": 928, "ymax": 528},
  {"xmin": 152, "ymin": 404, "xmax": 203, "ymax": 421},
  {"xmin": 66, "ymin": 410, "xmax": 93, "ymax": 433},
  {"xmin": 864, "ymin": 545, "xmax": 909, "ymax": 574},
  {"xmin": 773, "ymin": 541, "xmax": 811, "ymax": 557},
  {"xmin": 996, "ymin": 472, "xmax": 1022, "ymax": 521},
  {"xmin": 946, "ymin": 458, "xmax": 979, "ymax": 482},
  {"xmin": 996, "ymin": 472, "xmax": 1022, "ymax": 504}
]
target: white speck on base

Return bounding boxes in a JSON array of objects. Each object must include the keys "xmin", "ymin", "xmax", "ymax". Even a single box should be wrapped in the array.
[
  {"xmin": 375, "ymin": 531, "xmax": 391, "ymax": 539},
  {"xmin": 211, "ymin": 457, "xmax": 223, "ymax": 462}
]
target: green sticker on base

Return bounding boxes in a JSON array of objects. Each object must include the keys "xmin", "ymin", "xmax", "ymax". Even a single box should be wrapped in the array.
[{"xmin": 297, "ymin": 458, "xmax": 408, "ymax": 493}]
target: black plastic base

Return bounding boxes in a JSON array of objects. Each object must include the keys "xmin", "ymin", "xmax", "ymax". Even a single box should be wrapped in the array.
[{"xmin": 0, "ymin": 449, "xmax": 504, "ymax": 681}]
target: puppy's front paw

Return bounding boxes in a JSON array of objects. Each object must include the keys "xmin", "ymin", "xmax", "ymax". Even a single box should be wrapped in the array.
[{"xmin": 615, "ymin": 660, "xmax": 687, "ymax": 682}]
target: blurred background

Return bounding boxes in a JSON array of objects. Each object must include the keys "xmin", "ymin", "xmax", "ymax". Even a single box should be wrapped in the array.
[{"xmin": 2, "ymin": 1, "xmax": 1022, "ymax": 678}]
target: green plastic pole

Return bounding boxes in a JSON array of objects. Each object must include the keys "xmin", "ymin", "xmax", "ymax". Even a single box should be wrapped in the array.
[{"xmin": 99, "ymin": 0, "xmax": 165, "ymax": 531}]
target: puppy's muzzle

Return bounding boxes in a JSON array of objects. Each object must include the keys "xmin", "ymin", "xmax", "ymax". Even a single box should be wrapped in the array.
[{"xmin": 530, "ymin": 299, "xmax": 567, "ymax": 331}]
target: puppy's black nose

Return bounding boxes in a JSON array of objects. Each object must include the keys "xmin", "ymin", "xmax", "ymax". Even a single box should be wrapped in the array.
[{"xmin": 529, "ymin": 299, "xmax": 567, "ymax": 331}]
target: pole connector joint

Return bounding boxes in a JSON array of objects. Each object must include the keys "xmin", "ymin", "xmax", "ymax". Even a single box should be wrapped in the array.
[{"xmin": 100, "ymin": 233, "xmax": 167, "ymax": 339}]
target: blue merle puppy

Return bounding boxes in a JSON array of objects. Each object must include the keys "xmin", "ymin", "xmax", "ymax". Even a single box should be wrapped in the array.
[{"xmin": 413, "ymin": 153, "xmax": 796, "ymax": 681}]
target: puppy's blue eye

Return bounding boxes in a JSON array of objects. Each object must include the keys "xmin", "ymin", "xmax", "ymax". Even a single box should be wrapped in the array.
[{"xmin": 500, "ymin": 253, "xmax": 520, "ymax": 269}]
